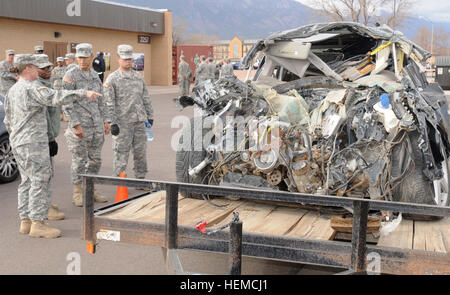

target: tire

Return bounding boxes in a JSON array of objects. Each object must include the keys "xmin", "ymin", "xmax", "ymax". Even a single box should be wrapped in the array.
[
  {"xmin": 391, "ymin": 131, "xmax": 449, "ymax": 220},
  {"xmin": 0, "ymin": 134, "xmax": 19, "ymax": 183},
  {"xmin": 175, "ymin": 117, "xmax": 212, "ymax": 198}
]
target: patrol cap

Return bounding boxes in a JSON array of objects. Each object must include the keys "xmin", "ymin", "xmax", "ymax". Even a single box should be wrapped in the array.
[
  {"xmin": 208, "ymin": 57, "xmax": 213, "ymax": 62},
  {"xmin": 200, "ymin": 55, "xmax": 205, "ymax": 60},
  {"xmin": 5, "ymin": 49, "xmax": 15, "ymax": 55},
  {"xmin": 13, "ymin": 54, "xmax": 40, "ymax": 67},
  {"xmin": 180, "ymin": 55, "xmax": 185, "ymax": 59},
  {"xmin": 75, "ymin": 43, "xmax": 93, "ymax": 58},
  {"xmin": 65, "ymin": 53, "xmax": 75, "ymax": 60},
  {"xmin": 34, "ymin": 54, "xmax": 53, "ymax": 69},
  {"xmin": 117, "ymin": 44, "xmax": 134, "ymax": 59},
  {"xmin": 56, "ymin": 57, "xmax": 64, "ymax": 62},
  {"xmin": 34, "ymin": 45, "xmax": 44, "ymax": 52}
]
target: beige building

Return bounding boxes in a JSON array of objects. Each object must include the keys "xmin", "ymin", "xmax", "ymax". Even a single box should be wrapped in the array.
[
  {"xmin": 212, "ymin": 37, "xmax": 258, "ymax": 61},
  {"xmin": 0, "ymin": 0, "xmax": 173, "ymax": 86}
]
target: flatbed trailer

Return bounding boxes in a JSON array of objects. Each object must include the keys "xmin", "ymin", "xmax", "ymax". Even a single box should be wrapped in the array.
[{"xmin": 81, "ymin": 174, "xmax": 450, "ymax": 275}]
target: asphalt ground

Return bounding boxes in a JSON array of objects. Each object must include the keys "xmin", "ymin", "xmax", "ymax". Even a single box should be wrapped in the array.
[{"xmin": 0, "ymin": 86, "xmax": 335, "ymax": 275}]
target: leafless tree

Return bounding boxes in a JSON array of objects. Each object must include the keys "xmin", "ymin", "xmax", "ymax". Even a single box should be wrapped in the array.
[
  {"xmin": 184, "ymin": 33, "xmax": 220, "ymax": 45},
  {"xmin": 413, "ymin": 24, "xmax": 450, "ymax": 56},
  {"xmin": 308, "ymin": 0, "xmax": 413, "ymax": 27},
  {"xmin": 380, "ymin": 0, "xmax": 414, "ymax": 29},
  {"xmin": 172, "ymin": 17, "xmax": 189, "ymax": 45}
]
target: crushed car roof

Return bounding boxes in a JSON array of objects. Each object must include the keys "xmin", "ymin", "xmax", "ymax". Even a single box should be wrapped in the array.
[{"xmin": 243, "ymin": 22, "xmax": 430, "ymax": 68}]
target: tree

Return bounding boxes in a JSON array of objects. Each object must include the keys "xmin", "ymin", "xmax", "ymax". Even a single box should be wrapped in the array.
[
  {"xmin": 184, "ymin": 33, "xmax": 220, "ymax": 45},
  {"xmin": 308, "ymin": 0, "xmax": 413, "ymax": 28},
  {"xmin": 172, "ymin": 17, "xmax": 189, "ymax": 45},
  {"xmin": 380, "ymin": 0, "xmax": 413, "ymax": 29},
  {"xmin": 413, "ymin": 24, "xmax": 450, "ymax": 56}
]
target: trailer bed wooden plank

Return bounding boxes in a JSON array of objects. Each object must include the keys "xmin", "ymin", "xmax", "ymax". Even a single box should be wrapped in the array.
[
  {"xmin": 245, "ymin": 206, "xmax": 309, "ymax": 236},
  {"xmin": 413, "ymin": 218, "xmax": 450, "ymax": 253},
  {"xmin": 285, "ymin": 211, "xmax": 336, "ymax": 240},
  {"xmin": 377, "ymin": 219, "xmax": 414, "ymax": 249}
]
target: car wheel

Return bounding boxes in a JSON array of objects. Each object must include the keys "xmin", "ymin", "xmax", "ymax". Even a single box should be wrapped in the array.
[
  {"xmin": 0, "ymin": 134, "xmax": 19, "ymax": 183},
  {"xmin": 391, "ymin": 131, "xmax": 449, "ymax": 220},
  {"xmin": 175, "ymin": 117, "xmax": 212, "ymax": 198}
]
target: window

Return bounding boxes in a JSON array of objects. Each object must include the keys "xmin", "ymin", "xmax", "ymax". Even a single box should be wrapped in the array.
[{"xmin": 233, "ymin": 42, "xmax": 239, "ymax": 58}]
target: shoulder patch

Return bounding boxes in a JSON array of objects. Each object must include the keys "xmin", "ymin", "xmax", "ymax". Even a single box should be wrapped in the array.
[
  {"xmin": 64, "ymin": 76, "xmax": 73, "ymax": 84},
  {"xmin": 103, "ymin": 82, "xmax": 110, "ymax": 88}
]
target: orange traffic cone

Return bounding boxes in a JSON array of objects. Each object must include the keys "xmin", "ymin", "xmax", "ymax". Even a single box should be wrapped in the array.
[{"xmin": 114, "ymin": 171, "xmax": 129, "ymax": 203}]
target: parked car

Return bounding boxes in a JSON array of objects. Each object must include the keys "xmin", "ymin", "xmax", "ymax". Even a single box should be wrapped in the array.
[
  {"xmin": 230, "ymin": 60, "xmax": 243, "ymax": 70},
  {"xmin": 0, "ymin": 93, "xmax": 19, "ymax": 183},
  {"xmin": 175, "ymin": 22, "xmax": 449, "ymax": 220}
]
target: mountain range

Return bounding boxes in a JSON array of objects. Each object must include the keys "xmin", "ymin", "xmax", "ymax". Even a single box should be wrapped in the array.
[{"xmin": 109, "ymin": 0, "xmax": 450, "ymax": 41}]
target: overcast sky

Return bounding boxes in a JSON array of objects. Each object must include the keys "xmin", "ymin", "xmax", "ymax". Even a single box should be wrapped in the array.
[{"xmin": 295, "ymin": 0, "xmax": 450, "ymax": 23}]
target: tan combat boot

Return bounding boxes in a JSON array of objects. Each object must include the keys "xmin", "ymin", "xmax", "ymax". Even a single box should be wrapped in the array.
[
  {"xmin": 29, "ymin": 221, "xmax": 61, "ymax": 238},
  {"xmin": 93, "ymin": 189, "xmax": 108, "ymax": 203},
  {"xmin": 19, "ymin": 219, "xmax": 32, "ymax": 234},
  {"xmin": 47, "ymin": 204, "xmax": 65, "ymax": 220},
  {"xmin": 72, "ymin": 184, "xmax": 83, "ymax": 207}
]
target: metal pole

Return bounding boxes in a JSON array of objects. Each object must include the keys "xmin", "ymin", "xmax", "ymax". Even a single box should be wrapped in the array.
[
  {"xmin": 229, "ymin": 220, "xmax": 243, "ymax": 275},
  {"xmin": 351, "ymin": 201, "xmax": 369, "ymax": 273},
  {"xmin": 165, "ymin": 184, "xmax": 179, "ymax": 249},
  {"xmin": 82, "ymin": 176, "xmax": 95, "ymax": 241},
  {"xmin": 431, "ymin": 21, "xmax": 434, "ymax": 56}
]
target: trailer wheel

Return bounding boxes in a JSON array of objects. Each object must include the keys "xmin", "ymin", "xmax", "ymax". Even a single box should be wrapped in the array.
[
  {"xmin": 391, "ymin": 131, "xmax": 449, "ymax": 220},
  {"xmin": 175, "ymin": 117, "xmax": 212, "ymax": 198}
]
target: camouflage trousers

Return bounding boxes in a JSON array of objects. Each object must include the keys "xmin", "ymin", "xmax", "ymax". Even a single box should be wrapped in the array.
[
  {"xmin": 112, "ymin": 121, "xmax": 148, "ymax": 179},
  {"xmin": 179, "ymin": 78, "xmax": 190, "ymax": 96},
  {"xmin": 12, "ymin": 142, "xmax": 52, "ymax": 221},
  {"xmin": 65, "ymin": 125, "xmax": 104, "ymax": 184}
]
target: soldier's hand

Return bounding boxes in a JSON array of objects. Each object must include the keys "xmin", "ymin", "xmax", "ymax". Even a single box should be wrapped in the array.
[
  {"xmin": 74, "ymin": 125, "xmax": 84, "ymax": 138},
  {"xmin": 85, "ymin": 90, "xmax": 103, "ymax": 101},
  {"xmin": 104, "ymin": 122, "xmax": 111, "ymax": 135},
  {"xmin": 111, "ymin": 124, "xmax": 120, "ymax": 136}
]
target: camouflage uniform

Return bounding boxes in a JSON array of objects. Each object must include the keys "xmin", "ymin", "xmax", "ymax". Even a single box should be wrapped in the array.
[
  {"xmin": 51, "ymin": 66, "xmax": 67, "ymax": 90},
  {"xmin": 207, "ymin": 58, "xmax": 216, "ymax": 82},
  {"xmin": 178, "ymin": 59, "xmax": 191, "ymax": 96},
  {"xmin": 0, "ymin": 59, "xmax": 18, "ymax": 95},
  {"xmin": 4, "ymin": 55, "xmax": 86, "ymax": 221},
  {"xmin": 221, "ymin": 62, "xmax": 234, "ymax": 77},
  {"xmin": 104, "ymin": 45, "xmax": 154, "ymax": 179},
  {"xmin": 64, "ymin": 53, "xmax": 77, "ymax": 72},
  {"xmin": 62, "ymin": 46, "xmax": 110, "ymax": 185},
  {"xmin": 194, "ymin": 58, "xmax": 209, "ymax": 86}
]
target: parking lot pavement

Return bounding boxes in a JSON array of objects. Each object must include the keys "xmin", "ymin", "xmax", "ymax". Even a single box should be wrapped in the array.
[{"xmin": 0, "ymin": 90, "xmax": 313, "ymax": 275}]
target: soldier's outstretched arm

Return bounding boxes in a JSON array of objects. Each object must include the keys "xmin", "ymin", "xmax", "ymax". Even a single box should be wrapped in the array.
[{"xmin": 28, "ymin": 86, "xmax": 100, "ymax": 107}]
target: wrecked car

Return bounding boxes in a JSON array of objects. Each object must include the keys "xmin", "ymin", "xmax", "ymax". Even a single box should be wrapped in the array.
[{"xmin": 174, "ymin": 22, "xmax": 450, "ymax": 218}]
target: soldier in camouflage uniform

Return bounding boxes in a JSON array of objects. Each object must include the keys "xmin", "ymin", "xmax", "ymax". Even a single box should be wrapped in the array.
[
  {"xmin": 4, "ymin": 54, "xmax": 101, "ymax": 238},
  {"xmin": 221, "ymin": 58, "xmax": 235, "ymax": 78},
  {"xmin": 65, "ymin": 53, "xmax": 77, "ymax": 72},
  {"xmin": 52, "ymin": 57, "xmax": 66, "ymax": 90},
  {"xmin": 194, "ymin": 55, "xmax": 208, "ymax": 86},
  {"xmin": 34, "ymin": 54, "xmax": 65, "ymax": 221},
  {"xmin": 63, "ymin": 44, "xmax": 111, "ymax": 207},
  {"xmin": 104, "ymin": 45, "xmax": 154, "ymax": 187},
  {"xmin": 178, "ymin": 55, "xmax": 191, "ymax": 97},
  {"xmin": 34, "ymin": 45, "xmax": 44, "ymax": 54},
  {"xmin": 207, "ymin": 57, "xmax": 216, "ymax": 82},
  {"xmin": 0, "ymin": 49, "xmax": 19, "ymax": 95}
]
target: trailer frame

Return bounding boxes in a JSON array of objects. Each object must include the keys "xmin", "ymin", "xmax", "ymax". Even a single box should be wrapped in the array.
[{"xmin": 81, "ymin": 174, "xmax": 450, "ymax": 275}]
